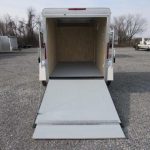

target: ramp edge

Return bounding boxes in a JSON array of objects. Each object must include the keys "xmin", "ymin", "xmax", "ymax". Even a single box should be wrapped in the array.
[{"xmin": 33, "ymin": 124, "xmax": 125, "ymax": 139}]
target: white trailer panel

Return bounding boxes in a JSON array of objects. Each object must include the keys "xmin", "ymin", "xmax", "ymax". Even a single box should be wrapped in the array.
[
  {"xmin": 0, "ymin": 36, "xmax": 18, "ymax": 52},
  {"xmin": 9, "ymin": 37, "xmax": 18, "ymax": 50},
  {"xmin": 0, "ymin": 36, "xmax": 10, "ymax": 52},
  {"xmin": 42, "ymin": 8, "xmax": 111, "ymax": 18}
]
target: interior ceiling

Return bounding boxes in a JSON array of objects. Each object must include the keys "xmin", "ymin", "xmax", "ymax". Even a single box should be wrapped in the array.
[{"xmin": 57, "ymin": 18, "xmax": 96, "ymax": 24}]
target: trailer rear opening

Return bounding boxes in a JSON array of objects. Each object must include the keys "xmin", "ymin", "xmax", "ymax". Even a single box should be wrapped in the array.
[
  {"xmin": 46, "ymin": 18, "xmax": 107, "ymax": 78},
  {"xmin": 34, "ymin": 8, "xmax": 124, "ymax": 139}
]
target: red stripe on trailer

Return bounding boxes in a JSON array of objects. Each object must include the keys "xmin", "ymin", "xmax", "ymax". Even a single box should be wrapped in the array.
[{"xmin": 68, "ymin": 8, "xmax": 86, "ymax": 10}]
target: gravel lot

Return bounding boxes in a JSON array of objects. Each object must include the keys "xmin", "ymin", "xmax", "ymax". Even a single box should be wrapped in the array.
[{"xmin": 0, "ymin": 48, "xmax": 150, "ymax": 150}]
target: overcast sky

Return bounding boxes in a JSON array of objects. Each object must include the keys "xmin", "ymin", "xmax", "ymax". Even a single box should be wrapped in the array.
[{"xmin": 0, "ymin": 0, "xmax": 149, "ymax": 37}]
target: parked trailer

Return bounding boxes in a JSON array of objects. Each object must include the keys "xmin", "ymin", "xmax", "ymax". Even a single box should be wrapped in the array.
[
  {"xmin": 33, "ymin": 8, "xmax": 125, "ymax": 139},
  {"xmin": 0, "ymin": 36, "xmax": 18, "ymax": 52},
  {"xmin": 135, "ymin": 38, "xmax": 150, "ymax": 51}
]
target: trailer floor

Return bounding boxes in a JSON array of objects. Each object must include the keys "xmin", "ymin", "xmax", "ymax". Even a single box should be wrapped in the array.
[
  {"xmin": 0, "ymin": 48, "xmax": 150, "ymax": 150},
  {"xmin": 50, "ymin": 62, "xmax": 102, "ymax": 78}
]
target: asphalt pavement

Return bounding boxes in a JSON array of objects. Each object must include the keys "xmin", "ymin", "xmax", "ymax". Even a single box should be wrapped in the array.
[{"xmin": 0, "ymin": 48, "xmax": 150, "ymax": 150}]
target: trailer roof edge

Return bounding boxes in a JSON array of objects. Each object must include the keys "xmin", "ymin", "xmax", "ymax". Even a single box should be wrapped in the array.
[{"xmin": 42, "ymin": 8, "xmax": 111, "ymax": 18}]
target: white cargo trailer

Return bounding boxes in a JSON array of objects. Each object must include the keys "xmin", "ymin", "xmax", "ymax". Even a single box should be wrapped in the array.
[
  {"xmin": 0, "ymin": 36, "xmax": 18, "ymax": 52},
  {"xmin": 33, "ymin": 8, "xmax": 125, "ymax": 139},
  {"xmin": 135, "ymin": 38, "xmax": 150, "ymax": 50}
]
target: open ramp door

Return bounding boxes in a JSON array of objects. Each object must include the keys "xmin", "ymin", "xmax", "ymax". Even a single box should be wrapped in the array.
[{"xmin": 33, "ymin": 79, "xmax": 125, "ymax": 139}]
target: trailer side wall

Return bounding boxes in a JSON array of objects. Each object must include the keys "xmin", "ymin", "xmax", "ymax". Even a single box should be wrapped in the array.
[
  {"xmin": 46, "ymin": 19, "xmax": 57, "ymax": 75},
  {"xmin": 96, "ymin": 18, "xmax": 107, "ymax": 75}
]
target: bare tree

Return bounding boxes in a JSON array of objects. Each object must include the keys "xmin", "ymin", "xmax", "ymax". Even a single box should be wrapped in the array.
[
  {"xmin": 18, "ymin": 20, "xmax": 26, "ymax": 37},
  {"xmin": 0, "ymin": 7, "xmax": 40, "ymax": 47},
  {"xmin": 0, "ymin": 19, "xmax": 5, "ymax": 35},
  {"xmin": 4, "ymin": 15, "xmax": 15, "ymax": 36},
  {"xmin": 0, "ymin": 15, "xmax": 18, "ymax": 36},
  {"xmin": 26, "ymin": 7, "xmax": 39, "ymax": 46},
  {"xmin": 112, "ymin": 14, "xmax": 147, "ymax": 45}
]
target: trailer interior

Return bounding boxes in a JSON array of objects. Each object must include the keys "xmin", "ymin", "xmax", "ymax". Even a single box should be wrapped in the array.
[{"xmin": 46, "ymin": 17, "xmax": 108, "ymax": 78}]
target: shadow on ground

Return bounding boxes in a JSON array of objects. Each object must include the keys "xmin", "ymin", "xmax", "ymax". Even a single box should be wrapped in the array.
[
  {"xmin": 0, "ymin": 51, "xmax": 37, "ymax": 60},
  {"xmin": 116, "ymin": 54, "xmax": 133, "ymax": 58},
  {"xmin": 109, "ymin": 72, "xmax": 150, "ymax": 138}
]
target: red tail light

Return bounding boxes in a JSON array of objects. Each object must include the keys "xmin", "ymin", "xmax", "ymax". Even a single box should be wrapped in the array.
[{"xmin": 68, "ymin": 8, "xmax": 86, "ymax": 10}]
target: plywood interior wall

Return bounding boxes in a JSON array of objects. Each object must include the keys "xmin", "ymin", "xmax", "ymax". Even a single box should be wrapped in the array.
[
  {"xmin": 46, "ymin": 18, "xmax": 107, "ymax": 76},
  {"xmin": 96, "ymin": 18, "xmax": 107, "ymax": 75},
  {"xmin": 46, "ymin": 19, "xmax": 56, "ymax": 75},
  {"xmin": 56, "ymin": 25, "xmax": 95, "ymax": 62}
]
